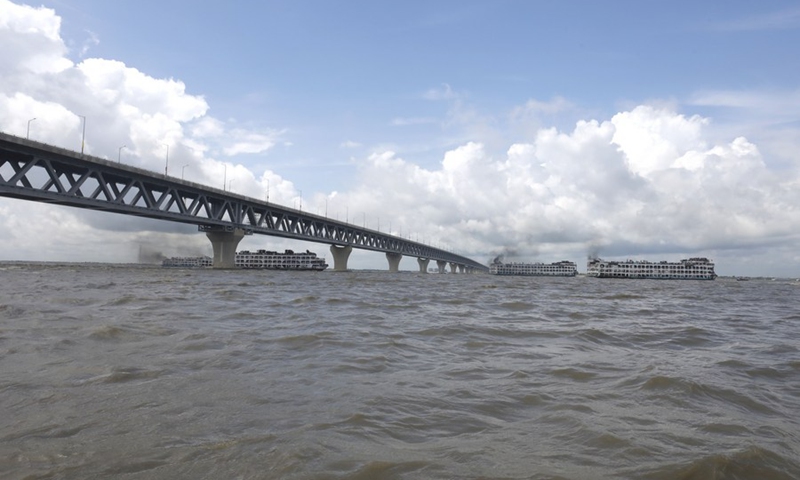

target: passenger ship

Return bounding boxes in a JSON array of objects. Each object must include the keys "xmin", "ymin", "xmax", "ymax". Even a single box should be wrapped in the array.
[
  {"xmin": 162, "ymin": 249, "xmax": 328, "ymax": 271},
  {"xmin": 586, "ymin": 257, "xmax": 716, "ymax": 280},
  {"xmin": 162, "ymin": 256, "xmax": 212, "ymax": 268},
  {"xmin": 235, "ymin": 249, "xmax": 328, "ymax": 271},
  {"xmin": 490, "ymin": 260, "xmax": 578, "ymax": 276}
]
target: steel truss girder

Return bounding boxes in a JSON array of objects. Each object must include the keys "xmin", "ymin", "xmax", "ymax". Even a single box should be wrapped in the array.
[{"xmin": 0, "ymin": 133, "xmax": 488, "ymax": 270}]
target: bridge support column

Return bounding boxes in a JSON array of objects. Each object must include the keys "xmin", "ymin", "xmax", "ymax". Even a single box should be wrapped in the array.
[
  {"xmin": 417, "ymin": 258, "xmax": 430, "ymax": 273},
  {"xmin": 449, "ymin": 262, "xmax": 458, "ymax": 274},
  {"xmin": 205, "ymin": 228, "xmax": 246, "ymax": 269},
  {"xmin": 386, "ymin": 252, "xmax": 402, "ymax": 272},
  {"xmin": 458, "ymin": 265, "xmax": 465, "ymax": 274},
  {"xmin": 437, "ymin": 260, "xmax": 447, "ymax": 274},
  {"xmin": 330, "ymin": 245, "xmax": 353, "ymax": 271}
]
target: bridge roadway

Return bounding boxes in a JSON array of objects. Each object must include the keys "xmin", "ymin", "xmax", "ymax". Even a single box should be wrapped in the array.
[{"xmin": 0, "ymin": 132, "xmax": 488, "ymax": 273}]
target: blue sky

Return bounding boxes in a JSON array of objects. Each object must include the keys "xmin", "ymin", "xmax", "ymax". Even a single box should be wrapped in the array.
[
  {"xmin": 52, "ymin": 0, "xmax": 799, "ymax": 168},
  {"xmin": 2, "ymin": 0, "xmax": 800, "ymax": 275}
]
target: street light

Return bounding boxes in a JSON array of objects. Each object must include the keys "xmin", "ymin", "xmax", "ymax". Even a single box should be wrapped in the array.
[
  {"xmin": 299, "ymin": 190, "xmax": 302, "ymax": 211},
  {"xmin": 26, "ymin": 118, "xmax": 36, "ymax": 139},
  {"xmin": 223, "ymin": 164, "xmax": 227, "ymax": 191},
  {"xmin": 163, "ymin": 144, "xmax": 169, "ymax": 176},
  {"xmin": 181, "ymin": 164, "xmax": 189, "ymax": 179},
  {"xmin": 118, "ymin": 145, "xmax": 126, "ymax": 163},
  {"xmin": 79, "ymin": 115, "xmax": 86, "ymax": 154}
]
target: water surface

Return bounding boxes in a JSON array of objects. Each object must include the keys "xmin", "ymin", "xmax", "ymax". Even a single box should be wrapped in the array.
[{"xmin": 1, "ymin": 263, "xmax": 799, "ymax": 479}]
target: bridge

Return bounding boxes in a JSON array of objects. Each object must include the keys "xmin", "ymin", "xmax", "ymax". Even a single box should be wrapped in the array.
[{"xmin": 0, "ymin": 132, "xmax": 488, "ymax": 273}]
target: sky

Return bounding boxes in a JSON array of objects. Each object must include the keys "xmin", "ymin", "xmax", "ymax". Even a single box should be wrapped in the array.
[{"xmin": 1, "ymin": 0, "xmax": 800, "ymax": 276}]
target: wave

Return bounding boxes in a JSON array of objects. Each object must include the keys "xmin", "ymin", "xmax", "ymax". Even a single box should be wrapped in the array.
[
  {"xmin": 79, "ymin": 366, "xmax": 166, "ymax": 384},
  {"xmin": 646, "ymin": 446, "xmax": 800, "ymax": 480},
  {"xmin": 639, "ymin": 375, "xmax": 778, "ymax": 415}
]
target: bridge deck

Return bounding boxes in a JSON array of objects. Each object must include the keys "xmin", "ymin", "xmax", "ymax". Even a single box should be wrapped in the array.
[{"xmin": 0, "ymin": 132, "xmax": 488, "ymax": 271}]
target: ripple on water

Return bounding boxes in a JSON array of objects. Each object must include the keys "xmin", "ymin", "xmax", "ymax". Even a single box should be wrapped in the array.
[
  {"xmin": 639, "ymin": 375, "xmax": 779, "ymax": 415},
  {"xmin": 80, "ymin": 366, "xmax": 166, "ymax": 384},
  {"xmin": 103, "ymin": 294, "xmax": 138, "ymax": 306},
  {"xmin": 643, "ymin": 445, "xmax": 800, "ymax": 480},
  {"xmin": 549, "ymin": 367, "xmax": 598, "ymax": 382},
  {"xmin": 87, "ymin": 325, "xmax": 130, "ymax": 341},
  {"xmin": 497, "ymin": 301, "xmax": 537, "ymax": 311},
  {"xmin": 0, "ymin": 304, "xmax": 26, "ymax": 318}
]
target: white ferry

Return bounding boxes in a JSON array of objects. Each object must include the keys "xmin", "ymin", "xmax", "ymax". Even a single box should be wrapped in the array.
[
  {"xmin": 586, "ymin": 257, "xmax": 716, "ymax": 280},
  {"xmin": 162, "ymin": 249, "xmax": 328, "ymax": 271},
  {"xmin": 490, "ymin": 260, "xmax": 578, "ymax": 276},
  {"xmin": 235, "ymin": 249, "xmax": 328, "ymax": 271},
  {"xmin": 162, "ymin": 256, "xmax": 212, "ymax": 268}
]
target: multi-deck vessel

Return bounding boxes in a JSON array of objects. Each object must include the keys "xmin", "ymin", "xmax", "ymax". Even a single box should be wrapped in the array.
[
  {"xmin": 162, "ymin": 256, "xmax": 212, "ymax": 268},
  {"xmin": 489, "ymin": 260, "xmax": 578, "ymax": 276},
  {"xmin": 162, "ymin": 249, "xmax": 328, "ymax": 271},
  {"xmin": 586, "ymin": 257, "xmax": 716, "ymax": 280},
  {"xmin": 235, "ymin": 249, "xmax": 328, "ymax": 270}
]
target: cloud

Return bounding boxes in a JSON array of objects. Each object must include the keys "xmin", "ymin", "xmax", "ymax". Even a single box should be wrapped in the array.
[
  {"xmin": 689, "ymin": 89, "xmax": 800, "ymax": 122},
  {"xmin": 326, "ymin": 104, "xmax": 799, "ymax": 275},
  {"xmin": 422, "ymin": 83, "xmax": 457, "ymax": 101},
  {"xmin": 0, "ymin": 0, "xmax": 296, "ymax": 249},
  {"xmin": 709, "ymin": 7, "xmax": 800, "ymax": 32},
  {"xmin": 390, "ymin": 117, "xmax": 437, "ymax": 126},
  {"xmin": 511, "ymin": 96, "xmax": 573, "ymax": 117},
  {"xmin": 79, "ymin": 29, "xmax": 99, "ymax": 58},
  {"xmin": 220, "ymin": 128, "xmax": 283, "ymax": 156}
]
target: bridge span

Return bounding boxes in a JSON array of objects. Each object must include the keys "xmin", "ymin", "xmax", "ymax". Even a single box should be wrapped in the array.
[{"xmin": 0, "ymin": 132, "xmax": 488, "ymax": 273}]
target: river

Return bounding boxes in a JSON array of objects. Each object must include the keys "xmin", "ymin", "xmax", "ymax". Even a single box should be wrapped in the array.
[{"xmin": 1, "ymin": 263, "xmax": 799, "ymax": 479}]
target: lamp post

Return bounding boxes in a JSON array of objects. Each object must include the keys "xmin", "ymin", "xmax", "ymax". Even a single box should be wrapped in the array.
[
  {"xmin": 299, "ymin": 190, "xmax": 302, "ymax": 211},
  {"xmin": 118, "ymin": 145, "xmax": 126, "ymax": 163},
  {"xmin": 26, "ymin": 118, "xmax": 36, "ymax": 139},
  {"xmin": 223, "ymin": 165, "xmax": 227, "ymax": 191},
  {"xmin": 79, "ymin": 115, "xmax": 86, "ymax": 154},
  {"xmin": 163, "ymin": 144, "xmax": 169, "ymax": 176},
  {"xmin": 228, "ymin": 179, "xmax": 235, "ymax": 192},
  {"xmin": 181, "ymin": 164, "xmax": 189, "ymax": 179}
]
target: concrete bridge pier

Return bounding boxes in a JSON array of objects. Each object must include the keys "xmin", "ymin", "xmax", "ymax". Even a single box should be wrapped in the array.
[
  {"xmin": 458, "ymin": 265, "xmax": 466, "ymax": 274},
  {"xmin": 417, "ymin": 258, "xmax": 430, "ymax": 273},
  {"xmin": 386, "ymin": 252, "xmax": 402, "ymax": 272},
  {"xmin": 205, "ymin": 228, "xmax": 247, "ymax": 269},
  {"xmin": 437, "ymin": 260, "xmax": 447, "ymax": 274},
  {"xmin": 449, "ymin": 262, "xmax": 458, "ymax": 274},
  {"xmin": 330, "ymin": 245, "xmax": 353, "ymax": 271}
]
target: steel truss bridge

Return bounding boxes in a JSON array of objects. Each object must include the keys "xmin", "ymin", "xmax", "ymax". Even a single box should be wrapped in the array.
[{"xmin": 0, "ymin": 132, "xmax": 488, "ymax": 272}]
